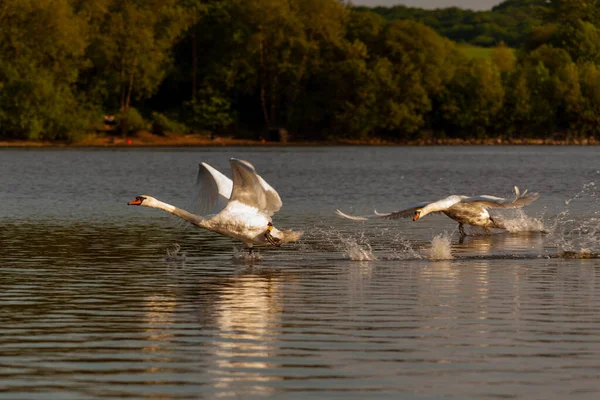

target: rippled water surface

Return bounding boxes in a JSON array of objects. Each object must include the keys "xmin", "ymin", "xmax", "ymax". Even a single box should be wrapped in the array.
[{"xmin": 1, "ymin": 146, "xmax": 600, "ymax": 399}]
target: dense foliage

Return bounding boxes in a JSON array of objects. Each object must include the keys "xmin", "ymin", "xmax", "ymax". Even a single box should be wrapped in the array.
[
  {"xmin": 2, "ymin": 0, "xmax": 600, "ymax": 142},
  {"xmin": 360, "ymin": 0, "xmax": 550, "ymax": 48}
]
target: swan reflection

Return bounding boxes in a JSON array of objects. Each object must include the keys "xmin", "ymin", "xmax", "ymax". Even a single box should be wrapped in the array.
[
  {"xmin": 455, "ymin": 232, "xmax": 545, "ymax": 256},
  {"xmin": 209, "ymin": 269, "xmax": 284, "ymax": 395},
  {"xmin": 142, "ymin": 293, "xmax": 176, "ymax": 369}
]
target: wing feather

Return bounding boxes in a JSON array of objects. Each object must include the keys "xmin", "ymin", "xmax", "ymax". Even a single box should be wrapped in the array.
[
  {"xmin": 374, "ymin": 201, "xmax": 437, "ymax": 220},
  {"xmin": 336, "ymin": 201, "xmax": 433, "ymax": 221},
  {"xmin": 227, "ymin": 159, "xmax": 282, "ymax": 217},
  {"xmin": 190, "ymin": 162, "xmax": 233, "ymax": 216},
  {"xmin": 462, "ymin": 187, "xmax": 540, "ymax": 209}
]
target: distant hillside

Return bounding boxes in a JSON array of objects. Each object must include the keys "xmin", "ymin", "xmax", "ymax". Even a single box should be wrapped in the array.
[{"xmin": 355, "ymin": 0, "xmax": 550, "ymax": 47}]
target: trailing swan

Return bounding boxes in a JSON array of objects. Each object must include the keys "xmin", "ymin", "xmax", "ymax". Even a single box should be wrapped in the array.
[{"xmin": 336, "ymin": 186, "xmax": 539, "ymax": 236}]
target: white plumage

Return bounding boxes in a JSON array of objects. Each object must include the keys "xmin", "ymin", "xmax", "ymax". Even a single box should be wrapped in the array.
[{"xmin": 129, "ymin": 158, "xmax": 302, "ymax": 250}]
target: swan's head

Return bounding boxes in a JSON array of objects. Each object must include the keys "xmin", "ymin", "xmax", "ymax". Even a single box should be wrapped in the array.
[
  {"xmin": 128, "ymin": 195, "xmax": 157, "ymax": 207},
  {"xmin": 413, "ymin": 209, "xmax": 422, "ymax": 221},
  {"xmin": 267, "ymin": 222, "xmax": 273, "ymax": 232}
]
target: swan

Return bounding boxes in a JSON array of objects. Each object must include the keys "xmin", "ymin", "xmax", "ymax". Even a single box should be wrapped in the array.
[
  {"xmin": 128, "ymin": 158, "xmax": 303, "ymax": 252},
  {"xmin": 336, "ymin": 186, "xmax": 539, "ymax": 236}
]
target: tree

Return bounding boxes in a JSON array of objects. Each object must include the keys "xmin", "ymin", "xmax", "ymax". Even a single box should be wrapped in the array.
[
  {"xmin": 437, "ymin": 59, "xmax": 504, "ymax": 137},
  {"xmin": 82, "ymin": 0, "xmax": 190, "ymax": 135},
  {"xmin": 551, "ymin": 20, "xmax": 600, "ymax": 63},
  {"xmin": 346, "ymin": 9, "xmax": 386, "ymax": 51},
  {"xmin": 518, "ymin": 45, "xmax": 578, "ymax": 137},
  {"xmin": 576, "ymin": 62, "xmax": 600, "ymax": 136},
  {"xmin": 0, "ymin": 0, "xmax": 91, "ymax": 140},
  {"xmin": 548, "ymin": 0, "xmax": 600, "ymax": 25},
  {"xmin": 491, "ymin": 42, "xmax": 516, "ymax": 73},
  {"xmin": 367, "ymin": 20, "xmax": 462, "ymax": 138}
]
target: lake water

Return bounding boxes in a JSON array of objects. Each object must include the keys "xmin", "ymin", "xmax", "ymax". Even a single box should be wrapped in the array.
[{"xmin": 1, "ymin": 146, "xmax": 600, "ymax": 399}]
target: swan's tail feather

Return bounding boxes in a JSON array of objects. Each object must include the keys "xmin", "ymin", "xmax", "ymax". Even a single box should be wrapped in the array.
[
  {"xmin": 336, "ymin": 209, "xmax": 369, "ymax": 221},
  {"xmin": 514, "ymin": 190, "xmax": 539, "ymax": 207},
  {"xmin": 280, "ymin": 230, "xmax": 303, "ymax": 243}
]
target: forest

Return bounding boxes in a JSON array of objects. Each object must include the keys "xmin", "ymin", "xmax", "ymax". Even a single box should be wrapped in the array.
[{"xmin": 1, "ymin": 0, "xmax": 600, "ymax": 143}]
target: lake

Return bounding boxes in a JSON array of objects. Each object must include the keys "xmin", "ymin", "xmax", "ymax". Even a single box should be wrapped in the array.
[{"xmin": 1, "ymin": 146, "xmax": 600, "ymax": 399}]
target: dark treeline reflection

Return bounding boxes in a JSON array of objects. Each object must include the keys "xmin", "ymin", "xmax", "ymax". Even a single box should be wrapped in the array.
[
  {"xmin": 2, "ymin": 0, "xmax": 600, "ymax": 142},
  {"xmin": 0, "ymin": 220, "xmax": 237, "ymax": 266}
]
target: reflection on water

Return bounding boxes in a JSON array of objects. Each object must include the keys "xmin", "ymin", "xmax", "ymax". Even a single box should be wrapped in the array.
[
  {"xmin": 2, "ymin": 220, "xmax": 600, "ymax": 399},
  {"xmin": 2, "ymin": 147, "xmax": 600, "ymax": 399},
  {"xmin": 210, "ymin": 271, "xmax": 283, "ymax": 396},
  {"xmin": 455, "ymin": 231, "xmax": 547, "ymax": 256}
]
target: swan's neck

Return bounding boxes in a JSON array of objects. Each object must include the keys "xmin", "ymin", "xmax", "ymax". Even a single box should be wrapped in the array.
[
  {"xmin": 422, "ymin": 196, "xmax": 461, "ymax": 217},
  {"xmin": 421, "ymin": 203, "xmax": 439, "ymax": 217},
  {"xmin": 146, "ymin": 198, "xmax": 208, "ymax": 228}
]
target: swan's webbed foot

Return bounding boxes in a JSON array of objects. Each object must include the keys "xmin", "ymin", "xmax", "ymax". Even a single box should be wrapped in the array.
[
  {"xmin": 459, "ymin": 223, "xmax": 467, "ymax": 237},
  {"xmin": 264, "ymin": 222, "xmax": 282, "ymax": 247},
  {"xmin": 264, "ymin": 231, "xmax": 281, "ymax": 247},
  {"xmin": 489, "ymin": 216, "xmax": 506, "ymax": 230}
]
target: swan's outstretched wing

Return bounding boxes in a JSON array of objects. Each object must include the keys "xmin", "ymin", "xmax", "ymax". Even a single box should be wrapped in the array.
[
  {"xmin": 372, "ymin": 201, "xmax": 436, "ymax": 220},
  {"xmin": 336, "ymin": 201, "xmax": 433, "ymax": 221},
  {"xmin": 463, "ymin": 186, "xmax": 539, "ymax": 209},
  {"xmin": 227, "ymin": 158, "xmax": 282, "ymax": 217},
  {"xmin": 190, "ymin": 162, "xmax": 233, "ymax": 216}
]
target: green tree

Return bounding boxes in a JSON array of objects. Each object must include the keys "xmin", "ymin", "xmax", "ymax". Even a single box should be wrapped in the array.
[
  {"xmin": 518, "ymin": 45, "xmax": 578, "ymax": 137},
  {"xmin": 551, "ymin": 20, "xmax": 600, "ymax": 63},
  {"xmin": 573, "ymin": 62, "xmax": 600, "ymax": 136},
  {"xmin": 368, "ymin": 20, "xmax": 462, "ymax": 138},
  {"xmin": 491, "ymin": 42, "xmax": 516, "ymax": 73},
  {"xmin": 346, "ymin": 9, "xmax": 386, "ymax": 51},
  {"xmin": 228, "ymin": 0, "xmax": 348, "ymax": 132},
  {"xmin": 437, "ymin": 59, "xmax": 504, "ymax": 137},
  {"xmin": 500, "ymin": 70, "xmax": 533, "ymax": 138},
  {"xmin": 83, "ymin": 0, "xmax": 189, "ymax": 135},
  {"xmin": 0, "ymin": 0, "xmax": 92, "ymax": 140},
  {"xmin": 549, "ymin": 0, "xmax": 600, "ymax": 25}
]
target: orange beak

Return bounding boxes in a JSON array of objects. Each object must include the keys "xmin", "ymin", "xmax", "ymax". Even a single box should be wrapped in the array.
[
  {"xmin": 413, "ymin": 213, "xmax": 420, "ymax": 221},
  {"xmin": 128, "ymin": 198, "xmax": 143, "ymax": 205}
]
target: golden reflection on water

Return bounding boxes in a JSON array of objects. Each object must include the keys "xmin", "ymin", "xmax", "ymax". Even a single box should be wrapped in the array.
[
  {"xmin": 143, "ymin": 294, "xmax": 177, "ymax": 355},
  {"xmin": 455, "ymin": 232, "xmax": 546, "ymax": 256},
  {"xmin": 209, "ymin": 272, "xmax": 284, "ymax": 395}
]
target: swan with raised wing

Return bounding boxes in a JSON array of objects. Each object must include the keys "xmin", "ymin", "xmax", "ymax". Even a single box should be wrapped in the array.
[
  {"xmin": 128, "ymin": 159, "xmax": 302, "ymax": 253},
  {"xmin": 336, "ymin": 186, "xmax": 539, "ymax": 236}
]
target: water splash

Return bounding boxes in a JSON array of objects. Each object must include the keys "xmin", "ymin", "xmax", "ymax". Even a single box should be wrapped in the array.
[
  {"xmin": 163, "ymin": 243, "xmax": 186, "ymax": 262},
  {"xmin": 232, "ymin": 247, "xmax": 263, "ymax": 263},
  {"xmin": 341, "ymin": 237, "xmax": 376, "ymax": 261},
  {"xmin": 502, "ymin": 210, "xmax": 546, "ymax": 233},
  {"xmin": 383, "ymin": 236, "xmax": 422, "ymax": 260},
  {"xmin": 308, "ymin": 226, "xmax": 423, "ymax": 261},
  {"xmin": 546, "ymin": 182, "xmax": 600, "ymax": 254},
  {"xmin": 427, "ymin": 232, "xmax": 453, "ymax": 260}
]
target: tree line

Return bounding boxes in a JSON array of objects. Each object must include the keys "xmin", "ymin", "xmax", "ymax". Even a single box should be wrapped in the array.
[
  {"xmin": 1, "ymin": 0, "xmax": 600, "ymax": 143},
  {"xmin": 361, "ymin": 0, "xmax": 549, "ymax": 48}
]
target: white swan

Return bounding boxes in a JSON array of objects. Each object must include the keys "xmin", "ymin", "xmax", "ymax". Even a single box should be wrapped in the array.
[
  {"xmin": 129, "ymin": 158, "xmax": 303, "ymax": 252},
  {"xmin": 336, "ymin": 186, "xmax": 539, "ymax": 236}
]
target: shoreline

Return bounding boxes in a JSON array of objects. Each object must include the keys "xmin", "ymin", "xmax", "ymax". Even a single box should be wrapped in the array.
[{"xmin": 1, "ymin": 132, "xmax": 598, "ymax": 147}]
